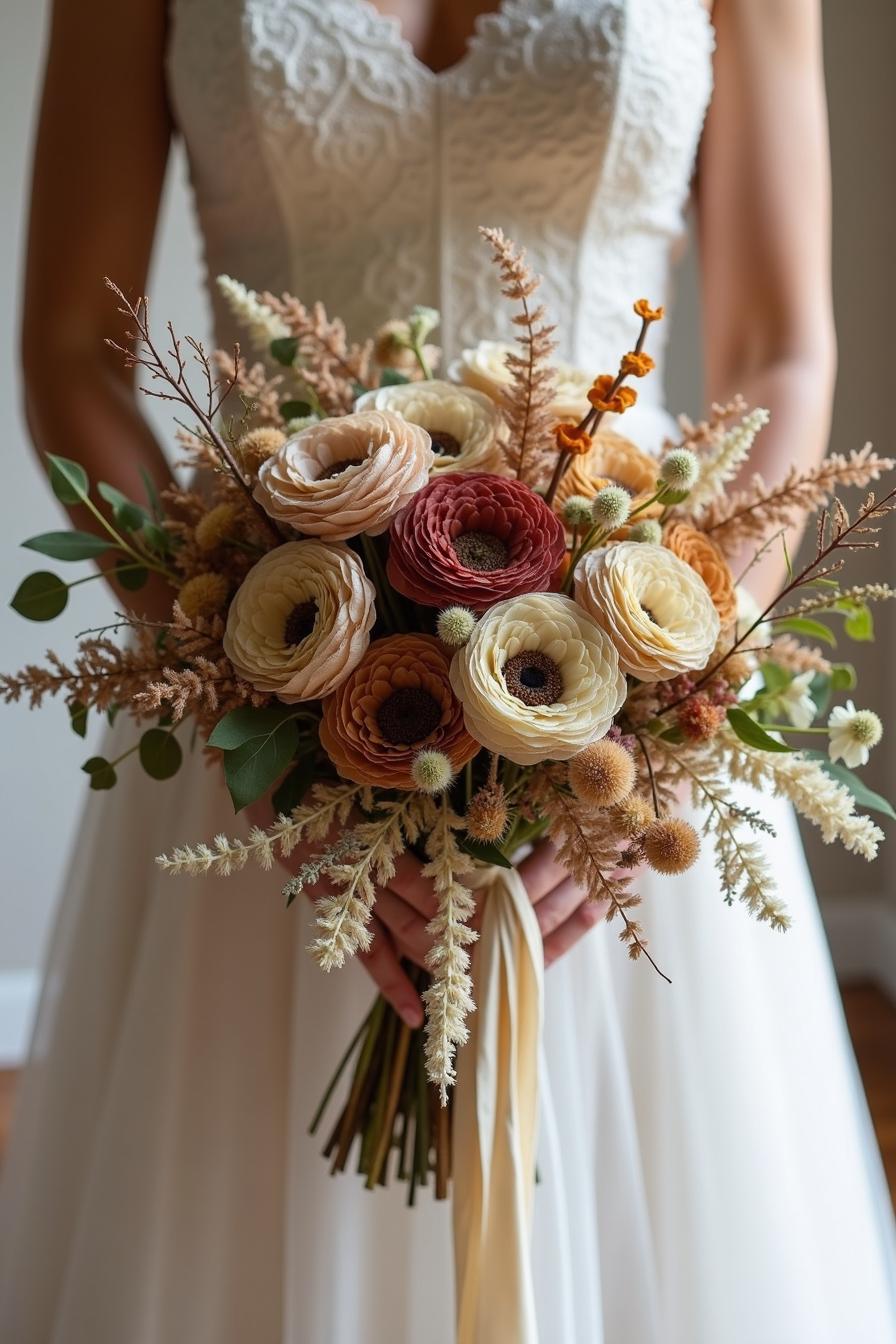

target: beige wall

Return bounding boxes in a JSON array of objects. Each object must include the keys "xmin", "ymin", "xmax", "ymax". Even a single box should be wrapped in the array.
[{"xmin": 0, "ymin": 0, "xmax": 893, "ymax": 990}]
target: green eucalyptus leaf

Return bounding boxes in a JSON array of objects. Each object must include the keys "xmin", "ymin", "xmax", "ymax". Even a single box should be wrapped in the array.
[
  {"xmin": 98, "ymin": 481, "xmax": 149, "ymax": 531},
  {"xmin": 82, "ymin": 756, "xmax": 117, "ymax": 790},
  {"xmin": 69, "ymin": 700, "xmax": 89, "ymax": 738},
  {"xmin": 140, "ymin": 466, "xmax": 165, "ymax": 522},
  {"xmin": 270, "ymin": 336, "xmax": 299, "ymax": 366},
  {"xmin": 141, "ymin": 522, "xmax": 172, "ymax": 557},
  {"xmin": 46, "ymin": 454, "xmax": 89, "ymax": 505},
  {"xmin": 379, "ymin": 368, "xmax": 411, "ymax": 387},
  {"xmin": 804, "ymin": 751, "xmax": 895, "ymax": 820},
  {"xmin": 760, "ymin": 662, "xmax": 791, "ymax": 695},
  {"xmin": 726, "ymin": 706, "xmax": 795, "ymax": 753},
  {"xmin": 11, "ymin": 571, "xmax": 68, "ymax": 621},
  {"xmin": 139, "ymin": 728, "xmax": 183, "ymax": 781},
  {"xmin": 458, "ymin": 836, "xmax": 514, "ymax": 869},
  {"xmin": 208, "ymin": 705, "xmax": 300, "ymax": 751},
  {"xmin": 280, "ymin": 399, "xmax": 313, "ymax": 421},
  {"xmin": 22, "ymin": 531, "xmax": 112, "ymax": 562},
  {"xmin": 839, "ymin": 600, "xmax": 874, "ymax": 642},
  {"xmin": 772, "ymin": 616, "xmax": 837, "ymax": 647},
  {"xmin": 115, "ymin": 562, "xmax": 148, "ymax": 591},
  {"xmin": 222, "ymin": 719, "xmax": 301, "ymax": 811}
]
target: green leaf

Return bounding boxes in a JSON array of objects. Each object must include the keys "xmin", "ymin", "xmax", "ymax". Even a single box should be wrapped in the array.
[
  {"xmin": 69, "ymin": 701, "xmax": 89, "ymax": 738},
  {"xmin": 458, "ymin": 836, "xmax": 514, "ymax": 869},
  {"xmin": 270, "ymin": 336, "xmax": 299, "ymax": 366},
  {"xmin": 760, "ymin": 662, "xmax": 791, "ymax": 695},
  {"xmin": 830, "ymin": 663, "xmax": 857, "ymax": 692},
  {"xmin": 46, "ymin": 453, "xmax": 89, "ymax": 505},
  {"xmin": 726, "ymin": 706, "xmax": 795, "ymax": 753},
  {"xmin": 22, "ymin": 530, "xmax": 112, "ymax": 562},
  {"xmin": 379, "ymin": 368, "xmax": 411, "ymax": 387},
  {"xmin": 82, "ymin": 756, "xmax": 117, "ymax": 790},
  {"xmin": 98, "ymin": 481, "xmax": 149, "ymax": 531},
  {"xmin": 140, "ymin": 466, "xmax": 165, "ymax": 522},
  {"xmin": 222, "ymin": 719, "xmax": 301, "ymax": 811},
  {"xmin": 838, "ymin": 600, "xmax": 874, "ymax": 642},
  {"xmin": 772, "ymin": 616, "xmax": 837, "ymax": 647},
  {"xmin": 107, "ymin": 705, "xmax": 120, "ymax": 726},
  {"xmin": 139, "ymin": 728, "xmax": 183, "ymax": 781},
  {"xmin": 280, "ymin": 399, "xmax": 313, "ymax": 421},
  {"xmin": 804, "ymin": 751, "xmax": 896, "ymax": 821},
  {"xmin": 208, "ymin": 705, "xmax": 299, "ymax": 750},
  {"xmin": 271, "ymin": 748, "xmax": 317, "ymax": 816},
  {"xmin": 115, "ymin": 562, "xmax": 148, "ymax": 591},
  {"xmin": 141, "ymin": 522, "xmax": 172, "ymax": 557},
  {"xmin": 10, "ymin": 571, "xmax": 68, "ymax": 621}
]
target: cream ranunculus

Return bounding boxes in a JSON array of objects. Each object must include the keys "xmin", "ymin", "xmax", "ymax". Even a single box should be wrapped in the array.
[
  {"xmin": 254, "ymin": 409, "xmax": 433, "ymax": 539},
  {"xmin": 448, "ymin": 340, "xmax": 593, "ymax": 423},
  {"xmin": 223, "ymin": 540, "xmax": 376, "ymax": 702},
  {"xmin": 355, "ymin": 378, "xmax": 506, "ymax": 475},
  {"xmin": 574, "ymin": 541, "xmax": 720, "ymax": 682},
  {"xmin": 449, "ymin": 593, "xmax": 627, "ymax": 766}
]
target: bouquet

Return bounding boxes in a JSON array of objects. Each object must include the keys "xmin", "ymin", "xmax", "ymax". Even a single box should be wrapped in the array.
[{"xmin": 5, "ymin": 228, "xmax": 895, "ymax": 1208}]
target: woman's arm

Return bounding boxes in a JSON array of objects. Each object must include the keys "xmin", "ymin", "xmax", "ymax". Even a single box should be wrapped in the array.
[
  {"xmin": 697, "ymin": 0, "xmax": 836, "ymax": 606},
  {"xmin": 22, "ymin": 0, "xmax": 175, "ymax": 619}
]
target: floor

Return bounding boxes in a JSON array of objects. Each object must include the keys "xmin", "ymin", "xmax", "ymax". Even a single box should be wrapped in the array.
[{"xmin": 0, "ymin": 985, "xmax": 894, "ymax": 1203}]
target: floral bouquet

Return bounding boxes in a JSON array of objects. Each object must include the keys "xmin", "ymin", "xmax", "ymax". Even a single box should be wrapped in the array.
[{"xmin": 5, "ymin": 228, "xmax": 895, "ymax": 1210}]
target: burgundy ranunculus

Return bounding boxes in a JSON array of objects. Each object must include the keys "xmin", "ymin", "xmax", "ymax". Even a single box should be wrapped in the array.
[{"xmin": 386, "ymin": 472, "xmax": 567, "ymax": 612}]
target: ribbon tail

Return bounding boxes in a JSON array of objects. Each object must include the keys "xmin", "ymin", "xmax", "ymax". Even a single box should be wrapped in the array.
[{"xmin": 452, "ymin": 867, "xmax": 544, "ymax": 1344}]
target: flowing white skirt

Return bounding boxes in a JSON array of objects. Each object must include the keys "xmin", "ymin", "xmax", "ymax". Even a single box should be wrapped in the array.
[{"xmin": 1, "ymin": 717, "xmax": 895, "ymax": 1344}]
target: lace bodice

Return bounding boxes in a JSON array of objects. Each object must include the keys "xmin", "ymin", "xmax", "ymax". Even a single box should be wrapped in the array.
[{"xmin": 167, "ymin": 0, "xmax": 713, "ymax": 426}]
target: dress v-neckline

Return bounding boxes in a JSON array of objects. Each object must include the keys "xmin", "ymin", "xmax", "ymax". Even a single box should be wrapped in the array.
[{"xmin": 349, "ymin": 0, "xmax": 512, "ymax": 81}]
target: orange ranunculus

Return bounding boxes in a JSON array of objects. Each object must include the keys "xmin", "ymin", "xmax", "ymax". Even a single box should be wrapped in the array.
[
  {"xmin": 555, "ymin": 422, "xmax": 593, "ymax": 455},
  {"xmin": 633, "ymin": 299, "xmax": 665, "ymax": 322},
  {"xmin": 662, "ymin": 521, "xmax": 738, "ymax": 626},
  {"xmin": 553, "ymin": 431, "xmax": 662, "ymax": 533},
  {"xmin": 319, "ymin": 634, "xmax": 479, "ymax": 789}
]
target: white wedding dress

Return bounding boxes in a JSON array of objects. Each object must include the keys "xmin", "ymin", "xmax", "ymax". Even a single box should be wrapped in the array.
[{"xmin": 3, "ymin": 1, "xmax": 896, "ymax": 1341}]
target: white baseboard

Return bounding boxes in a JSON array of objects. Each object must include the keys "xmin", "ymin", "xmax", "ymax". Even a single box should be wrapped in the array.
[
  {"xmin": 0, "ymin": 969, "xmax": 39, "ymax": 1067},
  {"xmin": 820, "ymin": 895, "xmax": 896, "ymax": 1002}
]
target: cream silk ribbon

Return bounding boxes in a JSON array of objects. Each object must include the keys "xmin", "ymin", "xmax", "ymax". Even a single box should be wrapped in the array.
[{"xmin": 452, "ymin": 864, "xmax": 545, "ymax": 1344}]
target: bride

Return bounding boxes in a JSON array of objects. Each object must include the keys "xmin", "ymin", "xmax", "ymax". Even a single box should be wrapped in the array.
[{"xmin": 3, "ymin": 0, "xmax": 896, "ymax": 1340}]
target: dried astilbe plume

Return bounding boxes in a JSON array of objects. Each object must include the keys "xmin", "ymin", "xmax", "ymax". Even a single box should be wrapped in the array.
[
  {"xmin": 479, "ymin": 225, "xmax": 558, "ymax": 486},
  {"xmin": 1, "ymin": 624, "xmax": 169, "ymax": 716},
  {"xmin": 258, "ymin": 290, "xmax": 374, "ymax": 415},
  {"xmin": 157, "ymin": 781, "xmax": 362, "ymax": 877},
  {"xmin": 699, "ymin": 443, "xmax": 896, "ymax": 554},
  {"xmin": 420, "ymin": 797, "xmax": 478, "ymax": 1102},
  {"xmin": 767, "ymin": 634, "xmax": 833, "ymax": 677},
  {"xmin": 668, "ymin": 396, "xmax": 748, "ymax": 455},
  {"xmin": 684, "ymin": 407, "xmax": 771, "ymax": 511},
  {"xmin": 214, "ymin": 351, "xmax": 286, "ymax": 431}
]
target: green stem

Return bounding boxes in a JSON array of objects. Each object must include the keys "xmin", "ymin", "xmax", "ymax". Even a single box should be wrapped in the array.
[
  {"xmin": 79, "ymin": 494, "xmax": 177, "ymax": 582},
  {"xmin": 411, "ymin": 341, "xmax": 433, "ymax": 381},
  {"xmin": 360, "ymin": 534, "xmax": 407, "ymax": 633}
]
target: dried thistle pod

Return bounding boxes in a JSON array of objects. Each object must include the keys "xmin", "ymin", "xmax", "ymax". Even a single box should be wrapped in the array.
[
  {"xmin": 177, "ymin": 572, "xmax": 229, "ymax": 620},
  {"xmin": 465, "ymin": 783, "xmax": 509, "ymax": 843},
  {"xmin": 237, "ymin": 426, "xmax": 287, "ymax": 474},
  {"xmin": 643, "ymin": 817, "xmax": 700, "ymax": 875},
  {"xmin": 568, "ymin": 739, "xmax": 635, "ymax": 809},
  {"xmin": 611, "ymin": 793, "xmax": 654, "ymax": 839}
]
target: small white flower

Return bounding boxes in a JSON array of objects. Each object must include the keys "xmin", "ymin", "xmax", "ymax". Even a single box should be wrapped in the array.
[
  {"xmin": 659, "ymin": 447, "xmax": 699, "ymax": 492},
  {"xmin": 216, "ymin": 275, "xmax": 289, "ymax": 350},
  {"xmin": 827, "ymin": 701, "xmax": 883, "ymax": 769},
  {"xmin": 629, "ymin": 519, "xmax": 663, "ymax": 545},
  {"xmin": 778, "ymin": 670, "xmax": 817, "ymax": 730},
  {"xmin": 591, "ymin": 485, "xmax": 631, "ymax": 531}
]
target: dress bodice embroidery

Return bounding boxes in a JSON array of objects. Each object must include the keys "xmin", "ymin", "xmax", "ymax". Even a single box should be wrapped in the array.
[{"xmin": 166, "ymin": 0, "xmax": 714, "ymax": 414}]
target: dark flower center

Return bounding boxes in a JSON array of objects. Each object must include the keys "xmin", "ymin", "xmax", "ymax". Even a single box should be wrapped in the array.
[
  {"xmin": 640, "ymin": 603, "xmax": 659, "ymax": 625},
  {"xmin": 503, "ymin": 651, "xmax": 564, "ymax": 707},
  {"xmin": 283, "ymin": 599, "xmax": 318, "ymax": 646},
  {"xmin": 429, "ymin": 429, "xmax": 462, "ymax": 458},
  {"xmin": 318, "ymin": 457, "xmax": 366, "ymax": 480},
  {"xmin": 452, "ymin": 530, "xmax": 509, "ymax": 572},
  {"xmin": 376, "ymin": 687, "xmax": 443, "ymax": 745}
]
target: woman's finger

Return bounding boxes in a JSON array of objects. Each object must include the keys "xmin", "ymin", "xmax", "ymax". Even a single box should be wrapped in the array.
[
  {"xmin": 517, "ymin": 839, "xmax": 569, "ymax": 905},
  {"xmin": 357, "ymin": 917, "xmax": 424, "ymax": 1028},
  {"xmin": 533, "ymin": 877, "xmax": 588, "ymax": 940},
  {"xmin": 385, "ymin": 850, "xmax": 439, "ymax": 920},
  {"xmin": 374, "ymin": 887, "xmax": 433, "ymax": 969},
  {"xmin": 543, "ymin": 899, "xmax": 608, "ymax": 968}
]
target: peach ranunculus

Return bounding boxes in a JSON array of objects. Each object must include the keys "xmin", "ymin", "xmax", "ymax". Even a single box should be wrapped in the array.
[
  {"xmin": 319, "ymin": 634, "xmax": 479, "ymax": 788},
  {"xmin": 254, "ymin": 409, "xmax": 433, "ymax": 539},
  {"xmin": 574, "ymin": 541, "xmax": 720, "ymax": 683},
  {"xmin": 447, "ymin": 339, "xmax": 593, "ymax": 423},
  {"xmin": 448, "ymin": 593, "xmax": 627, "ymax": 766},
  {"xmin": 222, "ymin": 540, "xmax": 376, "ymax": 702},
  {"xmin": 355, "ymin": 379, "xmax": 505, "ymax": 475},
  {"xmin": 662, "ymin": 521, "xmax": 738, "ymax": 626},
  {"xmin": 553, "ymin": 431, "xmax": 662, "ymax": 532}
]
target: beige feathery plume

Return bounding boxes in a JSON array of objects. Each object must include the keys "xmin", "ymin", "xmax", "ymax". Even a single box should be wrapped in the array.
[
  {"xmin": 716, "ymin": 727, "xmax": 885, "ymax": 860},
  {"xmin": 420, "ymin": 796, "xmax": 478, "ymax": 1103},
  {"xmin": 157, "ymin": 781, "xmax": 361, "ymax": 877},
  {"xmin": 700, "ymin": 444, "xmax": 896, "ymax": 553},
  {"xmin": 767, "ymin": 634, "xmax": 833, "ymax": 677},
  {"xmin": 259, "ymin": 291, "xmax": 374, "ymax": 414},
  {"xmin": 684, "ymin": 407, "xmax": 770, "ymax": 511},
  {"xmin": 214, "ymin": 352, "xmax": 286, "ymax": 428},
  {"xmin": 479, "ymin": 226, "xmax": 558, "ymax": 486}
]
